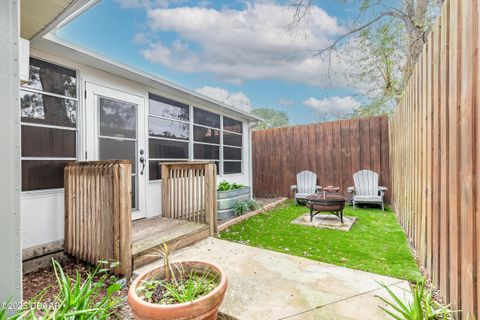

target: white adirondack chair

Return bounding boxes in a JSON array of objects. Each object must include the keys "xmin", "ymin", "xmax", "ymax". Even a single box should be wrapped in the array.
[
  {"xmin": 290, "ymin": 170, "xmax": 321, "ymax": 205},
  {"xmin": 347, "ymin": 170, "xmax": 387, "ymax": 211}
]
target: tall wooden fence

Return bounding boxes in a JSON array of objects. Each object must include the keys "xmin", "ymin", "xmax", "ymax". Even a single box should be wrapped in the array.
[
  {"xmin": 161, "ymin": 162, "xmax": 217, "ymax": 235},
  {"xmin": 64, "ymin": 160, "xmax": 132, "ymax": 276},
  {"xmin": 390, "ymin": 0, "xmax": 479, "ymax": 317},
  {"xmin": 252, "ymin": 116, "xmax": 390, "ymax": 201}
]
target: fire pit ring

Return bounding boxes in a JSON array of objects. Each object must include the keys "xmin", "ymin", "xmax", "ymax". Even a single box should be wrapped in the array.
[{"xmin": 305, "ymin": 194, "xmax": 346, "ymax": 223}]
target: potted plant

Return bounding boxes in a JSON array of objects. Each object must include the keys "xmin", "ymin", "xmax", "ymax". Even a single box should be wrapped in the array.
[
  {"xmin": 128, "ymin": 244, "xmax": 228, "ymax": 320},
  {"xmin": 217, "ymin": 181, "xmax": 251, "ymax": 219}
]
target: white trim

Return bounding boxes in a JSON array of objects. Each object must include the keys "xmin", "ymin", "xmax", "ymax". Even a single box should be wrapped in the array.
[
  {"xmin": 20, "ymin": 87, "xmax": 78, "ymax": 101},
  {"xmin": 148, "ymin": 135, "xmax": 189, "ymax": 143},
  {"xmin": 21, "ymin": 188, "xmax": 64, "ymax": 198},
  {"xmin": 20, "ymin": 122, "xmax": 78, "ymax": 131},
  {"xmin": 193, "ymin": 141, "xmax": 221, "ymax": 147},
  {"xmin": 21, "ymin": 157, "xmax": 76, "ymax": 161},
  {"xmin": 148, "ymin": 113, "xmax": 190, "ymax": 124},
  {"xmin": 98, "ymin": 135, "xmax": 137, "ymax": 142}
]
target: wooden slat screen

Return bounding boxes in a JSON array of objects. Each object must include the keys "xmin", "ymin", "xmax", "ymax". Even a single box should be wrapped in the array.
[
  {"xmin": 64, "ymin": 160, "xmax": 132, "ymax": 276},
  {"xmin": 390, "ymin": 0, "xmax": 479, "ymax": 317},
  {"xmin": 161, "ymin": 162, "xmax": 217, "ymax": 235},
  {"xmin": 252, "ymin": 116, "xmax": 390, "ymax": 202}
]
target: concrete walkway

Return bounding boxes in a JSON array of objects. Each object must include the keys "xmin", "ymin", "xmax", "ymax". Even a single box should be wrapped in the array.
[{"xmin": 135, "ymin": 238, "xmax": 411, "ymax": 320}]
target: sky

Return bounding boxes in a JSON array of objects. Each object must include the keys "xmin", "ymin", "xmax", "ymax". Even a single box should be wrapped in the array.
[{"xmin": 58, "ymin": 0, "xmax": 366, "ymax": 125}]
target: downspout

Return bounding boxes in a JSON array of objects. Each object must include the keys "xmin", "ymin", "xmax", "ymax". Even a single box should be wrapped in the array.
[{"xmin": 248, "ymin": 121, "xmax": 259, "ymax": 200}]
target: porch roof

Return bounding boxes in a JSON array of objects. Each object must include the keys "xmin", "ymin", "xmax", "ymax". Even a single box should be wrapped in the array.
[
  {"xmin": 32, "ymin": 34, "xmax": 263, "ymax": 123},
  {"xmin": 21, "ymin": 0, "xmax": 97, "ymax": 40}
]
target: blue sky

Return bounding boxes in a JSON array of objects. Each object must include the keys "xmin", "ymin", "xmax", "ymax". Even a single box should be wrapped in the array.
[{"xmin": 58, "ymin": 0, "xmax": 366, "ymax": 124}]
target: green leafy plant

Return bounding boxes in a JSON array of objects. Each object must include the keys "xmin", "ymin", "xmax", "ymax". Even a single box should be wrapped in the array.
[
  {"xmin": 377, "ymin": 279, "xmax": 455, "ymax": 320},
  {"xmin": 233, "ymin": 200, "xmax": 250, "ymax": 216},
  {"xmin": 139, "ymin": 243, "xmax": 219, "ymax": 305},
  {"xmin": 2, "ymin": 259, "xmax": 124, "ymax": 320},
  {"xmin": 141, "ymin": 271, "xmax": 218, "ymax": 305},
  {"xmin": 246, "ymin": 199, "xmax": 261, "ymax": 211},
  {"xmin": 217, "ymin": 181, "xmax": 245, "ymax": 192}
]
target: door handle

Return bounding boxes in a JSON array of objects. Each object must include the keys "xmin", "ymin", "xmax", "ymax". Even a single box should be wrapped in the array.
[
  {"xmin": 139, "ymin": 149, "xmax": 145, "ymax": 175},
  {"xmin": 139, "ymin": 156, "xmax": 145, "ymax": 175}
]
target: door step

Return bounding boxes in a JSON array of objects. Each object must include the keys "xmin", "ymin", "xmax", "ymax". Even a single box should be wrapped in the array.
[{"xmin": 132, "ymin": 216, "xmax": 210, "ymax": 270}]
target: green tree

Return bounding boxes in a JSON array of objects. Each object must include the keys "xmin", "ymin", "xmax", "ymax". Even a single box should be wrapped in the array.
[
  {"xmin": 290, "ymin": 0, "xmax": 443, "ymax": 117},
  {"xmin": 252, "ymin": 108, "xmax": 290, "ymax": 129}
]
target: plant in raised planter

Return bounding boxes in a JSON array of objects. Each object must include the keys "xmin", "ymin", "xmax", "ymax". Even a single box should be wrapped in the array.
[{"xmin": 128, "ymin": 242, "xmax": 228, "ymax": 320}]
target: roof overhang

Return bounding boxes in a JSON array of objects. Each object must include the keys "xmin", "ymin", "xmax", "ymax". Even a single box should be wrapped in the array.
[
  {"xmin": 21, "ymin": 0, "xmax": 98, "ymax": 41},
  {"xmin": 33, "ymin": 34, "xmax": 262, "ymax": 122}
]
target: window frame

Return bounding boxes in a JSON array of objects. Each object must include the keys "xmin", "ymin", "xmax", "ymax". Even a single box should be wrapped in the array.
[
  {"xmin": 147, "ymin": 94, "xmax": 247, "ymax": 181},
  {"xmin": 20, "ymin": 56, "xmax": 80, "ymax": 193}
]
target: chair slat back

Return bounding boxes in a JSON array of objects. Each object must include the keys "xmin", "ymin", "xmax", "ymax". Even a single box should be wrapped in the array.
[
  {"xmin": 297, "ymin": 170, "xmax": 317, "ymax": 194},
  {"xmin": 353, "ymin": 170, "xmax": 379, "ymax": 196}
]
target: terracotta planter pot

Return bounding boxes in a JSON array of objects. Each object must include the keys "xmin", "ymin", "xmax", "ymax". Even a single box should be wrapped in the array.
[{"xmin": 128, "ymin": 261, "xmax": 228, "ymax": 320}]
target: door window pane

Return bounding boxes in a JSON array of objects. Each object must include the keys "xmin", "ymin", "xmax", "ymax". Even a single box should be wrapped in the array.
[
  {"xmin": 22, "ymin": 126, "xmax": 76, "ymax": 158},
  {"xmin": 149, "ymin": 161, "xmax": 161, "ymax": 180},
  {"xmin": 22, "ymin": 160, "xmax": 69, "ymax": 191},
  {"xmin": 22, "ymin": 57, "xmax": 77, "ymax": 98},
  {"xmin": 149, "ymin": 117, "xmax": 189, "ymax": 140},
  {"xmin": 194, "ymin": 143, "xmax": 219, "ymax": 160},
  {"xmin": 99, "ymin": 138, "xmax": 137, "ymax": 173},
  {"xmin": 193, "ymin": 107, "xmax": 220, "ymax": 128},
  {"xmin": 149, "ymin": 94, "xmax": 189, "ymax": 121},
  {"xmin": 223, "ymin": 117, "xmax": 242, "ymax": 133},
  {"xmin": 223, "ymin": 147, "xmax": 242, "ymax": 160},
  {"xmin": 193, "ymin": 126, "xmax": 220, "ymax": 144},
  {"xmin": 21, "ymin": 91, "xmax": 77, "ymax": 127},
  {"xmin": 223, "ymin": 131, "xmax": 242, "ymax": 147},
  {"xmin": 224, "ymin": 161, "xmax": 242, "ymax": 174},
  {"xmin": 149, "ymin": 139, "xmax": 189, "ymax": 159},
  {"xmin": 99, "ymin": 97, "xmax": 137, "ymax": 139},
  {"xmin": 131, "ymin": 176, "xmax": 137, "ymax": 209}
]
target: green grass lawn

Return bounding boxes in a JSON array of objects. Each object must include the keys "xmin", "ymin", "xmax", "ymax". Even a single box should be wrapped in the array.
[{"xmin": 219, "ymin": 200, "xmax": 421, "ymax": 282}]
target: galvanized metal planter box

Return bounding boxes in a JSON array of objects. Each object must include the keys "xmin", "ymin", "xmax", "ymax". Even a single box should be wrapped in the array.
[{"xmin": 217, "ymin": 186, "xmax": 251, "ymax": 220}]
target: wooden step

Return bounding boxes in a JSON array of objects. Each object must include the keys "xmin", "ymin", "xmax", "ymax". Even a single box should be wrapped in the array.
[{"xmin": 132, "ymin": 216, "xmax": 210, "ymax": 270}]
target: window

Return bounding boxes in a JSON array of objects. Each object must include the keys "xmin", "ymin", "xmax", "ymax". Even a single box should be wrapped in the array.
[
  {"xmin": 148, "ymin": 94, "xmax": 190, "ymax": 180},
  {"xmin": 148, "ymin": 94, "xmax": 243, "ymax": 179},
  {"xmin": 193, "ymin": 108, "xmax": 220, "ymax": 173},
  {"xmin": 222, "ymin": 116, "xmax": 243, "ymax": 174},
  {"xmin": 21, "ymin": 58, "xmax": 78, "ymax": 191}
]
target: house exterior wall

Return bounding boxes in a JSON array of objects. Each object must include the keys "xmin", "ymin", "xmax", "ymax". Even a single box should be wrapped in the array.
[{"xmin": 21, "ymin": 47, "xmax": 253, "ymax": 250}]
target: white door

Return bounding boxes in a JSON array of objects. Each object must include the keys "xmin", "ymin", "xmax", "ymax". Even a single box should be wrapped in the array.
[{"xmin": 85, "ymin": 82, "xmax": 146, "ymax": 220}]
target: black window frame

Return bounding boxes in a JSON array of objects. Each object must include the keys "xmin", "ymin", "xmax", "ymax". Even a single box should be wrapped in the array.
[{"xmin": 20, "ymin": 57, "xmax": 79, "ymax": 192}]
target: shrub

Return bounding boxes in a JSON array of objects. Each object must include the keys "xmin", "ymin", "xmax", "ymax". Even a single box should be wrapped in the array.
[
  {"xmin": 217, "ymin": 181, "xmax": 245, "ymax": 191},
  {"xmin": 233, "ymin": 201, "xmax": 250, "ymax": 216},
  {"xmin": 3, "ymin": 259, "xmax": 124, "ymax": 320},
  {"xmin": 246, "ymin": 199, "xmax": 261, "ymax": 211},
  {"xmin": 377, "ymin": 278, "xmax": 455, "ymax": 320}
]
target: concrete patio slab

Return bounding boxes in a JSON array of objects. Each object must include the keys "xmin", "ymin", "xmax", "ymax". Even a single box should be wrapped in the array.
[
  {"xmin": 291, "ymin": 212, "xmax": 357, "ymax": 231},
  {"xmin": 134, "ymin": 238, "xmax": 411, "ymax": 320}
]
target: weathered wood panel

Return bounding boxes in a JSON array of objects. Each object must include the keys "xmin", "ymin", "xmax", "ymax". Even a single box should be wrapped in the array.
[
  {"xmin": 64, "ymin": 160, "xmax": 132, "ymax": 276},
  {"xmin": 161, "ymin": 162, "xmax": 217, "ymax": 236},
  {"xmin": 252, "ymin": 116, "xmax": 390, "ymax": 202},
  {"xmin": 390, "ymin": 0, "xmax": 479, "ymax": 317}
]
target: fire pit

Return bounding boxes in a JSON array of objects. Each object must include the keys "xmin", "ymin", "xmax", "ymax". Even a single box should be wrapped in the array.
[{"xmin": 305, "ymin": 193, "xmax": 346, "ymax": 223}]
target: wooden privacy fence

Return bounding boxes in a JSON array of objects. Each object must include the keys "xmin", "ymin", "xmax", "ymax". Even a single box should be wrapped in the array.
[
  {"xmin": 161, "ymin": 162, "xmax": 217, "ymax": 235},
  {"xmin": 64, "ymin": 160, "xmax": 132, "ymax": 276},
  {"xmin": 390, "ymin": 0, "xmax": 479, "ymax": 318},
  {"xmin": 252, "ymin": 116, "xmax": 390, "ymax": 201}
]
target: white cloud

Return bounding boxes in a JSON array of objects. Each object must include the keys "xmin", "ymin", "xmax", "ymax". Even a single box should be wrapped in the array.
[
  {"xmin": 133, "ymin": 32, "xmax": 148, "ymax": 44},
  {"xmin": 195, "ymin": 86, "xmax": 251, "ymax": 112},
  {"xmin": 139, "ymin": 2, "xmax": 348, "ymax": 86},
  {"xmin": 303, "ymin": 96, "xmax": 360, "ymax": 115},
  {"xmin": 278, "ymin": 98, "xmax": 295, "ymax": 107},
  {"xmin": 115, "ymin": 0, "xmax": 186, "ymax": 9}
]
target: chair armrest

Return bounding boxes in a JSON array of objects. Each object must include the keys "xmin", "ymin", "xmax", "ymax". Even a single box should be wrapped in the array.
[
  {"xmin": 315, "ymin": 185, "xmax": 322, "ymax": 193},
  {"xmin": 347, "ymin": 186, "xmax": 355, "ymax": 193},
  {"xmin": 379, "ymin": 186, "xmax": 387, "ymax": 196},
  {"xmin": 291, "ymin": 185, "xmax": 297, "ymax": 192}
]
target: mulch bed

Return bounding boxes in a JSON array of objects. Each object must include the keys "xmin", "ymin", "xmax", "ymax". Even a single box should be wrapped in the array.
[{"xmin": 23, "ymin": 258, "xmax": 134, "ymax": 319}]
